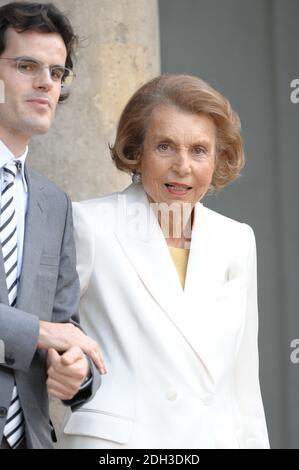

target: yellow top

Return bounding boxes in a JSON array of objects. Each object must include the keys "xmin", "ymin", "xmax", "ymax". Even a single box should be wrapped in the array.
[{"xmin": 168, "ymin": 246, "xmax": 190, "ymax": 289}]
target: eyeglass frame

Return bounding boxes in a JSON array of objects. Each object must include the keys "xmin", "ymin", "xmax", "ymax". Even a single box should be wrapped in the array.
[{"xmin": 0, "ymin": 55, "xmax": 76, "ymax": 87}]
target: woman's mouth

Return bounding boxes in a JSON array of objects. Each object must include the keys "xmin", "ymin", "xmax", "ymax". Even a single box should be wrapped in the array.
[{"xmin": 164, "ymin": 183, "xmax": 192, "ymax": 195}]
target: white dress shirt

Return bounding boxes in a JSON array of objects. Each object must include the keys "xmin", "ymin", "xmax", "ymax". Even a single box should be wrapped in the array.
[{"xmin": 0, "ymin": 140, "xmax": 28, "ymax": 279}]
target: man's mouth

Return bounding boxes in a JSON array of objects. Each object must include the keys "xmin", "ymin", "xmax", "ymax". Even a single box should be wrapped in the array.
[{"xmin": 26, "ymin": 98, "xmax": 50, "ymax": 108}]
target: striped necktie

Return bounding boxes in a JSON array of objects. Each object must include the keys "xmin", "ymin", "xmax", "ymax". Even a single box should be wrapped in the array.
[{"xmin": 1, "ymin": 161, "xmax": 25, "ymax": 449}]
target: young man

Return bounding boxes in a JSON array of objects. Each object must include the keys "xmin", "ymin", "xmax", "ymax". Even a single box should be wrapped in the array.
[{"xmin": 0, "ymin": 2, "xmax": 104, "ymax": 449}]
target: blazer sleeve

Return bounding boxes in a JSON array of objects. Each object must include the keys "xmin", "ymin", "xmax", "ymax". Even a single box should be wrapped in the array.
[
  {"xmin": 72, "ymin": 202, "xmax": 95, "ymax": 297},
  {"xmin": 234, "ymin": 225, "xmax": 270, "ymax": 449}
]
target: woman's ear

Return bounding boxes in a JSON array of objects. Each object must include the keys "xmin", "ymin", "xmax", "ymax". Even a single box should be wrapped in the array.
[
  {"xmin": 132, "ymin": 170, "xmax": 142, "ymax": 184},
  {"xmin": 134, "ymin": 151, "xmax": 143, "ymax": 173}
]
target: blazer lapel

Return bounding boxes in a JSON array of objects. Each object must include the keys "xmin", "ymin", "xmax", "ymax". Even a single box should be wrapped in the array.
[
  {"xmin": 115, "ymin": 185, "xmax": 218, "ymax": 383},
  {"xmin": 16, "ymin": 167, "xmax": 46, "ymax": 312},
  {"xmin": 115, "ymin": 184, "xmax": 185, "ymax": 320},
  {"xmin": 184, "ymin": 202, "xmax": 227, "ymax": 337}
]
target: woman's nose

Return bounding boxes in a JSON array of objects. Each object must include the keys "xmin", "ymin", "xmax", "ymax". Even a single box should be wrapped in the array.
[{"xmin": 173, "ymin": 151, "xmax": 191, "ymax": 175}]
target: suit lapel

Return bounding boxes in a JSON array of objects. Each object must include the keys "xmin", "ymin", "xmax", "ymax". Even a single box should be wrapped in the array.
[
  {"xmin": 16, "ymin": 167, "xmax": 46, "ymax": 311},
  {"xmin": 0, "ymin": 241, "xmax": 9, "ymax": 304}
]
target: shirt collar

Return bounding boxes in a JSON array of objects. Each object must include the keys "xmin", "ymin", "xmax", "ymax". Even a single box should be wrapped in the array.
[{"xmin": 0, "ymin": 140, "xmax": 28, "ymax": 192}]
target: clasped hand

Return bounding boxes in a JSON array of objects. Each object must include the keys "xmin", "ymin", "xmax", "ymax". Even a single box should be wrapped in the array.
[
  {"xmin": 47, "ymin": 347, "xmax": 90, "ymax": 401},
  {"xmin": 38, "ymin": 321, "xmax": 107, "ymax": 401}
]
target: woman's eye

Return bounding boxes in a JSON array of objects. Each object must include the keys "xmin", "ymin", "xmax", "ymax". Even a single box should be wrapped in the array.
[
  {"xmin": 157, "ymin": 143, "xmax": 169, "ymax": 152},
  {"xmin": 194, "ymin": 146, "xmax": 206, "ymax": 156}
]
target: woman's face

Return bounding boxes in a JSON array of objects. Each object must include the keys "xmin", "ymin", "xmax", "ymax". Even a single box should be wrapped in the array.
[{"xmin": 139, "ymin": 105, "xmax": 216, "ymax": 207}]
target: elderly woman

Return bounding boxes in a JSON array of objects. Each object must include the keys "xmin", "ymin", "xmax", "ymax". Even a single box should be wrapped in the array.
[{"xmin": 60, "ymin": 75, "xmax": 269, "ymax": 449}]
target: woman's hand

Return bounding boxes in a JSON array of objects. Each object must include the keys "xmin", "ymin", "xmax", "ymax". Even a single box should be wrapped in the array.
[{"xmin": 38, "ymin": 321, "xmax": 107, "ymax": 374}]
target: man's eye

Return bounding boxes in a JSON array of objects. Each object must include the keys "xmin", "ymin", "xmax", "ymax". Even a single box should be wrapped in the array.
[
  {"xmin": 51, "ymin": 67, "xmax": 64, "ymax": 81},
  {"xmin": 18, "ymin": 61, "xmax": 38, "ymax": 73}
]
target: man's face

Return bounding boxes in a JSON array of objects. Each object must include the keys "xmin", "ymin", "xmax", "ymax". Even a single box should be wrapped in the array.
[{"xmin": 0, "ymin": 28, "xmax": 67, "ymax": 145}]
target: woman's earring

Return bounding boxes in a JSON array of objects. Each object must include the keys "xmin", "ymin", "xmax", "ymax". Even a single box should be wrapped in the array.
[{"xmin": 132, "ymin": 171, "xmax": 142, "ymax": 184}]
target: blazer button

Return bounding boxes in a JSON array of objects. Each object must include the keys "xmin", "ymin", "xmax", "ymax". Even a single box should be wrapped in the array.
[
  {"xmin": 0, "ymin": 407, "xmax": 8, "ymax": 418},
  {"xmin": 5, "ymin": 357, "xmax": 15, "ymax": 366},
  {"xmin": 166, "ymin": 390, "xmax": 178, "ymax": 402},
  {"xmin": 201, "ymin": 394, "xmax": 213, "ymax": 406}
]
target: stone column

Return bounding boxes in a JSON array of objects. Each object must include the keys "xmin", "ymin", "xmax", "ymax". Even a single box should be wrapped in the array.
[
  {"xmin": 28, "ymin": 0, "xmax": 161, "ymax": 201},
  {"xmin": 0, "ymin": 0, "xmax": 160, "ymax": 441},
  {"xmin": 49, "ymin": 0, "xmax": 160, "ymax": 439}
]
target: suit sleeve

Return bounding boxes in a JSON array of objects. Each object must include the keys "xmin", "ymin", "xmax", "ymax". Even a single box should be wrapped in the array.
[
  {"xmin": 54, "ymin": 196, "xmax": 101, "ymax": 408},
  {"xmin": 0, "ymin": 193, "xmax": 81, "ymax": 372},
  {"xmin": 0, "ymin": 303, "xmax": 39, "ymax": 372},
  {"xmin": 50, "ymin": 194, "xmax": 80, "ymax": 324},
  {"xmin": 0, "ymin": 193, "xmax": 80, "ymax": 372},
  {"xmin": 234, "ymin": 225, "xmax": 270, "ymax": 448},
  {"xmin": 0, "ymin": 195, "xmax": 101, "ymax": 406},
  {"xmin": 62, "ymin": 201, "xmax": 101, "ymax": 408}
]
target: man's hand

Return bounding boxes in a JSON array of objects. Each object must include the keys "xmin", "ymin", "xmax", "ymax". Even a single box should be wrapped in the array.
[
  {"xmin": 38, "ymin": 321, "xmax": 107, "ymax": 374},
  {"xmin": 47, "ymin": 347, "xmax": 90, "ymax": 400}
]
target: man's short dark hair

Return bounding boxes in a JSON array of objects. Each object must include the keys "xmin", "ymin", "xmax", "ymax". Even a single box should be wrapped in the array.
[{"xmin": 0, "ymin": 1, "xmax": 78, "ymax": 102}]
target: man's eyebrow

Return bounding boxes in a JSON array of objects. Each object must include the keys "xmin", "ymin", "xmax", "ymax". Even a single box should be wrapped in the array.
[
  {"xmin": 13, "ymin": 56, "xmax": 66, "ymax": 67},
  {"xmin": 13, "ymin": 55, "xmax": 39, "ymax": 61}
]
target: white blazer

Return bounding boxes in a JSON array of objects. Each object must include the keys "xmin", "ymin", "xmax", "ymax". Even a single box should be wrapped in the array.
[{"xmin": 61, "ymin": 183, "xmax": 269, "ymax": 449}]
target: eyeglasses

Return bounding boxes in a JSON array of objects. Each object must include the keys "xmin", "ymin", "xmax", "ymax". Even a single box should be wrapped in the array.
[{"xmin": 0, "ymin": 56, "xmax": 75, "ymax": 87}]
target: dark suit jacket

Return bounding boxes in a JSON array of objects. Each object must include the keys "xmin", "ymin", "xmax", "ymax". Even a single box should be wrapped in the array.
[{"xmin": 0, "ymin": 166, "xmax": 101, "ymax": 448}]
